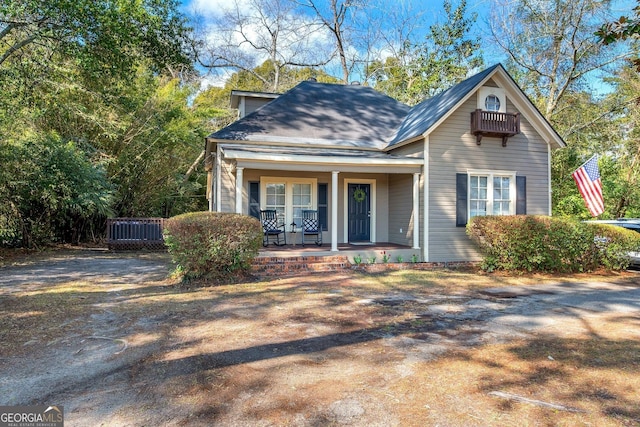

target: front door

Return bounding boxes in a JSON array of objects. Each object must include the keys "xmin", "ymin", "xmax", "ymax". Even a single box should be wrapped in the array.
[{"xmin": 348, "ymin": 183, "xmax": 371, "ymax": 242}]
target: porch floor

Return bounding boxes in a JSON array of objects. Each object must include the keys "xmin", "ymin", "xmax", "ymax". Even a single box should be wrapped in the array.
[{"xmin": 258, "ymin": 242, "xmax": 414, "ymax": 259}]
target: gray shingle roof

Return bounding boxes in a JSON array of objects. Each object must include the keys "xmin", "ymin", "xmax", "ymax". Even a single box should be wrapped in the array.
[
  {"xmin": 387, "ymin": 64, "xmax": 500, "ymax": 147},
  {"xmin": 208, "ymin": 64, "xmax": 555, "ymax": 150},
  {"xmin": 209, "ymin": 80, "xmax": 410, "ymax": 150}
]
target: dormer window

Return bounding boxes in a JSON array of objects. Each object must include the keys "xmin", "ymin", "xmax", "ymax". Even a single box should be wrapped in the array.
[
  {"xmin": 484, "ymin": 94, "xmax": 501, "ymax": 112},
  {"xmin": 477, "ymin": 87, "xmax": 506, "ymax": 113}
]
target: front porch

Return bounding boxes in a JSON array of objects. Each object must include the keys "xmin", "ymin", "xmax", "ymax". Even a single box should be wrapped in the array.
[
  {"xmin": 253, "ymin": 242, "xmax": 476, "ymax": 277},
  {"xmin": 259, "ymin": 242, "xmax": 416, "ymax": 262}
]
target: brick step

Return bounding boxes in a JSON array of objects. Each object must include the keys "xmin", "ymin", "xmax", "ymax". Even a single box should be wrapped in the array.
[{"xmin": 252, "ymin": 255, "xmax": 351, "ymax": 276}]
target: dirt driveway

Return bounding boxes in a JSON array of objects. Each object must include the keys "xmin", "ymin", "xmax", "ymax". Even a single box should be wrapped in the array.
[{"xmin": 1, "ymin": 251, "xmax": 639, "ymax": 426}]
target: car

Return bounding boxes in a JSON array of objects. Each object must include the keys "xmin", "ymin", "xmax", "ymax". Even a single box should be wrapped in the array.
[{"xmin": 586, "ymin": 218, "xmax": 640, "ymax": 268}]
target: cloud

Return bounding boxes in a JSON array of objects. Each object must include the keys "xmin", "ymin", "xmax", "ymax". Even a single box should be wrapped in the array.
[{"xmin": 185, "ymin": 0, "xmax": 250, "ymax": 17}]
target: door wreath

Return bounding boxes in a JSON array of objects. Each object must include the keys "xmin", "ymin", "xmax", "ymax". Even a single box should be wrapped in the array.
[{"xmin": 353, "ymin": 187, "xmax": 366, "ymax": 203}]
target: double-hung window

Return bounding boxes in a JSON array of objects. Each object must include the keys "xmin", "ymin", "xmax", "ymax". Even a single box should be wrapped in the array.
[
  {"xmin": 468, "ymin": 170, "xmax": 516, "ymax": 219},
  {"xmin": 261, "ymin": 177, "xmax": 317, "ymax": 229},
  {"xmin": 457, "ymin": 170, "xmax": 525, "ymax": 227}
]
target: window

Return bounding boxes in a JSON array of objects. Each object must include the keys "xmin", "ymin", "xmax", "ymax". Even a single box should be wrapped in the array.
[
  {"xmin": 469, "ymin": 176, "xmax": 488, "ymax": 217},
  {"xmin": 457, "ymin": 172, "xmax": 526, "ymax": 227},
  {"xmin": 484, "ymin": 94, "xmax": 501, "ymax": 112},
  {"xmin": 292, "ymin": 183, "xmax": 312, "ymax": 230},
  {"xmin": 468, "ymin": 171, "xmax": 516, "ymax": 219},
  {"xmin": 261, "ymin": 177, "xmax": 317, "ymax": 229},
  {"xmin": 477, "ymin": 87, "xmax": 506, "ymax": 113},
  {"xmin": 265, "ymin": 183, "xmax": 286, "ymax": 223}
]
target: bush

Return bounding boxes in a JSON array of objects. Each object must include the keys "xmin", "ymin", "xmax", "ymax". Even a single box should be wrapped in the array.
[
  {"xmin": 163, "ymin": 212, "xmax": 263, "ymax": 284},
  {"xmin": 587, "ymin": 223, "xmax": 640, "ymax": 270},
  {"xmin": 466, "ymin": 215, "xmax": 640, "ymax": 273}
]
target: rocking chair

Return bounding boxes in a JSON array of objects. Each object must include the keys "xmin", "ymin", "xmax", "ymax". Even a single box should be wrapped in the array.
[
  {"xmin": 260, "ymin": 210, "xmax": 287, "ymax": 246},
  {"xmin": 301, "ymin": 210, "xmax": 323, "ymax": 246}
]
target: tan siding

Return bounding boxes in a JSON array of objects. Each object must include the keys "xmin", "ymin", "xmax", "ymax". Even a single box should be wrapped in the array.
[
  {"xmin": 388, "ymin": 174, "xmax": 413, "ymax": 245},
  {"xmin": 388, "ymin": 142, "xmax": 424, "ymax": 157},
  {"xmin": 427, "ymin": 93, "xmax": 551, "ymax": 262},
  {"xmin": 238, "ymin": 170, "xmax": 391, "ymax": 243},
  {"xmin": 220, "ymin": 158, "xmax": 235, "ymax": 213},
  {"xmin": 244, "ymin": 98, "xmax": 271, "ymax": 115}
]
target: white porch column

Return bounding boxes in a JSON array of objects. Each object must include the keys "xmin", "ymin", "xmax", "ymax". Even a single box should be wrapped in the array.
[
  {"xmin": 331, "ymin": 171, "xmax": 339, "ymax": 252},
  {"xmin": 413, "ymin": 172, "xmax": 420, "ymax": 250},
  {"xmin": 235, "ymin": 167, "xmax": 244, "ymax": 214},
  {"xmin": 423, "ymin": 137, "xmax": 430, "ymax": 262},
  {"xmin": 215, "ymin": 145, "xmax": 222, "ymax": 212}
]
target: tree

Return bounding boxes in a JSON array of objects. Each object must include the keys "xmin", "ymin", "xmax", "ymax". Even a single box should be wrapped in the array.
[
  {"xmin": 488, "ymin": 0, "xmax": 624, "ymax": 119},
  {"xmin": 196, "ymin": 0, "xmax": 330, "ymax": 91},
  {"xmin": 369, "ymin": 0, "xmax": 483, "ymax": 105},
  {"xmin": 0, "ymin": 0, "xmax": 193, "ymax": 79},
  {"xmin": 296, "ymin": 0, "xmax": 363, "ymax": 83},
  {"xmin": 596, "ymin": 1, "xmax": 640, "ymax": 70},
  {"xmin": 596, "ymin": 1, "xmax": 640, "ymax": 44},
  {"xmin": 0, "ymin": 134, "xmax": 113, "ymax": 247}
]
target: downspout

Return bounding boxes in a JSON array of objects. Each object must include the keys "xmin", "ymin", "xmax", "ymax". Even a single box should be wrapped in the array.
[{"xmin": 423, "ymin": 135, "xmax": 430, "ymax": 262}]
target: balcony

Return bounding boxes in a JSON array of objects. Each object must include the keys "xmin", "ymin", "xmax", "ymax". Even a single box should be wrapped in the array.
[{"xmin": 470, "ymin": 109, "xmax": 520, "ymax": 147}]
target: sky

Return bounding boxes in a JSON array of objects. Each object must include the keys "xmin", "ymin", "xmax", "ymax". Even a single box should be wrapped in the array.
[{"xmin": 179, "ymin": 0, "xmax": 637, "ymax": 90}]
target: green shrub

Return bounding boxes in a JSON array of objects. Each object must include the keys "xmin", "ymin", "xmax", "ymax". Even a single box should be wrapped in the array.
[
  {"xmin": 466, "ymin": 215, "xmax": 639, "ymax": 273},
  {"xmin": 587, "ymin": 223, "xmax": 640, "ymax": 270},
  {"xmin": 163, "ymin": 212, "xmax": 263, "ymax": 284}
]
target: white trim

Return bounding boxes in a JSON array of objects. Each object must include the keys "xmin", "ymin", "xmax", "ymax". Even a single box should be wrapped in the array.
[
  {"xmin": 235, "ymin": 167, "xmax": 244, "ymax": 214},
  {"xmin": 215, "ymin": 145, "xmax": 222, "ymax": 212},
  {"xmin": 331, "ymin": 171, "xmax": 339, "ymax": 251},
  {"xmin": 413, "ymin": 173, "xmax": 420, "ymax": 250},
  {"xmin": 260, "ymin": 177, "xmax": 317, "ymax": 229},
  {"xmin": 343, "ymin": 178, "xmax": 376, "ymax": 243},
  {"xmin": 221, "ymin": 148, "xmax": 423, "ymax": 167},
  {"xmin": 466, "ymin": 170, "xmax": 517, "ymax": 219},
  {"xmin": 477, "ymin": 87, "xmax": 506, "ymax": 113},
  {"xmin": 548, "ymin": 142, "xmax": 552, "ymax": 215},
  {"xmin": 423, "ymin": 136, "xmax": 429, "ymax": 262}
]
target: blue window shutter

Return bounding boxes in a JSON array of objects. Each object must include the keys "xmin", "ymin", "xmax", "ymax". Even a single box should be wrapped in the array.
[
  {"xmin": 456, "ymin": 173, "xmax": 467, "ymax": 227},
  {"xmin": 516, "ymin": 176, "xmax": 526, "ymax": 215},
  {"xmin": 249, "ymin": 182, "xmax": 260, "ymax": 219},
  {"xmin": 318, "ymin": 183, "xmax": 328, "ymax": 231}
]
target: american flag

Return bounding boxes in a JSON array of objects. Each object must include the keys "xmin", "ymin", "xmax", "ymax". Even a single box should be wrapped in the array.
[{"xmin": 572, "ymin": 155, "xmax": 604, "ymax": 217}]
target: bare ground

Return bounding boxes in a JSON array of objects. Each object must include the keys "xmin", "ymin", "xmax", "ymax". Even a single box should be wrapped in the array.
[{"xmin": 0, "ymin": 250, "xmax": 639, "ymax": 426}]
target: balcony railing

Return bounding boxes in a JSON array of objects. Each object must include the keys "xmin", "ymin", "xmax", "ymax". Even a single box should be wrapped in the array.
[{"xmin": 470, "ymin": 109, "xmax": 520, "ymax": 146}]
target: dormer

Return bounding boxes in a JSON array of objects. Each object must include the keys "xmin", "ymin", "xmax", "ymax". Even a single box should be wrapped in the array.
[{"xmin": 230, "ymin": 90, "xmax": 280, "ymax": 118}]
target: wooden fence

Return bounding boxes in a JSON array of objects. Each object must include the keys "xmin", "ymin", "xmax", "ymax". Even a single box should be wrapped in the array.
[{"xmin": 106, "ymin": 218, "xmax": 166, "ymax": 250}]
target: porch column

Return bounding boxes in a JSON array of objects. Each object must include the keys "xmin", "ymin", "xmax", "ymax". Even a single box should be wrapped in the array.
[
  {"xmin": 235, "ymin": 167, "xmax": 244, "ymax": 214},
  {"xmin": 413, "ymin": 172, "xmax": 420, "ymax": 249},
  {"xmin": 331, "ymin": 171, "xmax": 339, "ymax": 252},
  {"xmin": 215, "ymin": 145, "xmax": 222, "ymax": 212}
]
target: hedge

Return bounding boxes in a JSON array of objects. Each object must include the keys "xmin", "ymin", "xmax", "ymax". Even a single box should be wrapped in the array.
[
  {"xmin": 466, "ymin": 215, "xmax": 640, "ymax": 273},
  {"xmin": 163, "ymin": 212, "xmax": 263, "ymax": 283}
]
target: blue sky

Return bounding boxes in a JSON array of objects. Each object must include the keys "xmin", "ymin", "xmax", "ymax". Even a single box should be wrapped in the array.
[{"xmin": 179, "ymin": 0, "xmax": 636, "ymax": 90}]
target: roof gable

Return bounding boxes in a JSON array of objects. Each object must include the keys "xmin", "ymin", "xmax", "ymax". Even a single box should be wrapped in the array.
[
  {"xmin": 387, "ymin": 65, "xmax": 500, "ymax": 147},
  {"xmin": 387, "ymin": 64, "xmax": 565, "ymax": 149}
]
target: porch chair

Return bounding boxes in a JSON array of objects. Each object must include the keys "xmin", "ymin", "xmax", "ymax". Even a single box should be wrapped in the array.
[
  {"xmin": 301, "ymin": 210, "xmax": 323, "ymax": 246},
  {"xmin": 260, "ymin": 210, "xmax": 287, "ymax": 246}
]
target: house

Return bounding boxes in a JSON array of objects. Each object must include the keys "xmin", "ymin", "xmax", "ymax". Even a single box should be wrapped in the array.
[{"xmin": 204, "ymin": 64, "xmax": 565, "ymax": 262}]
